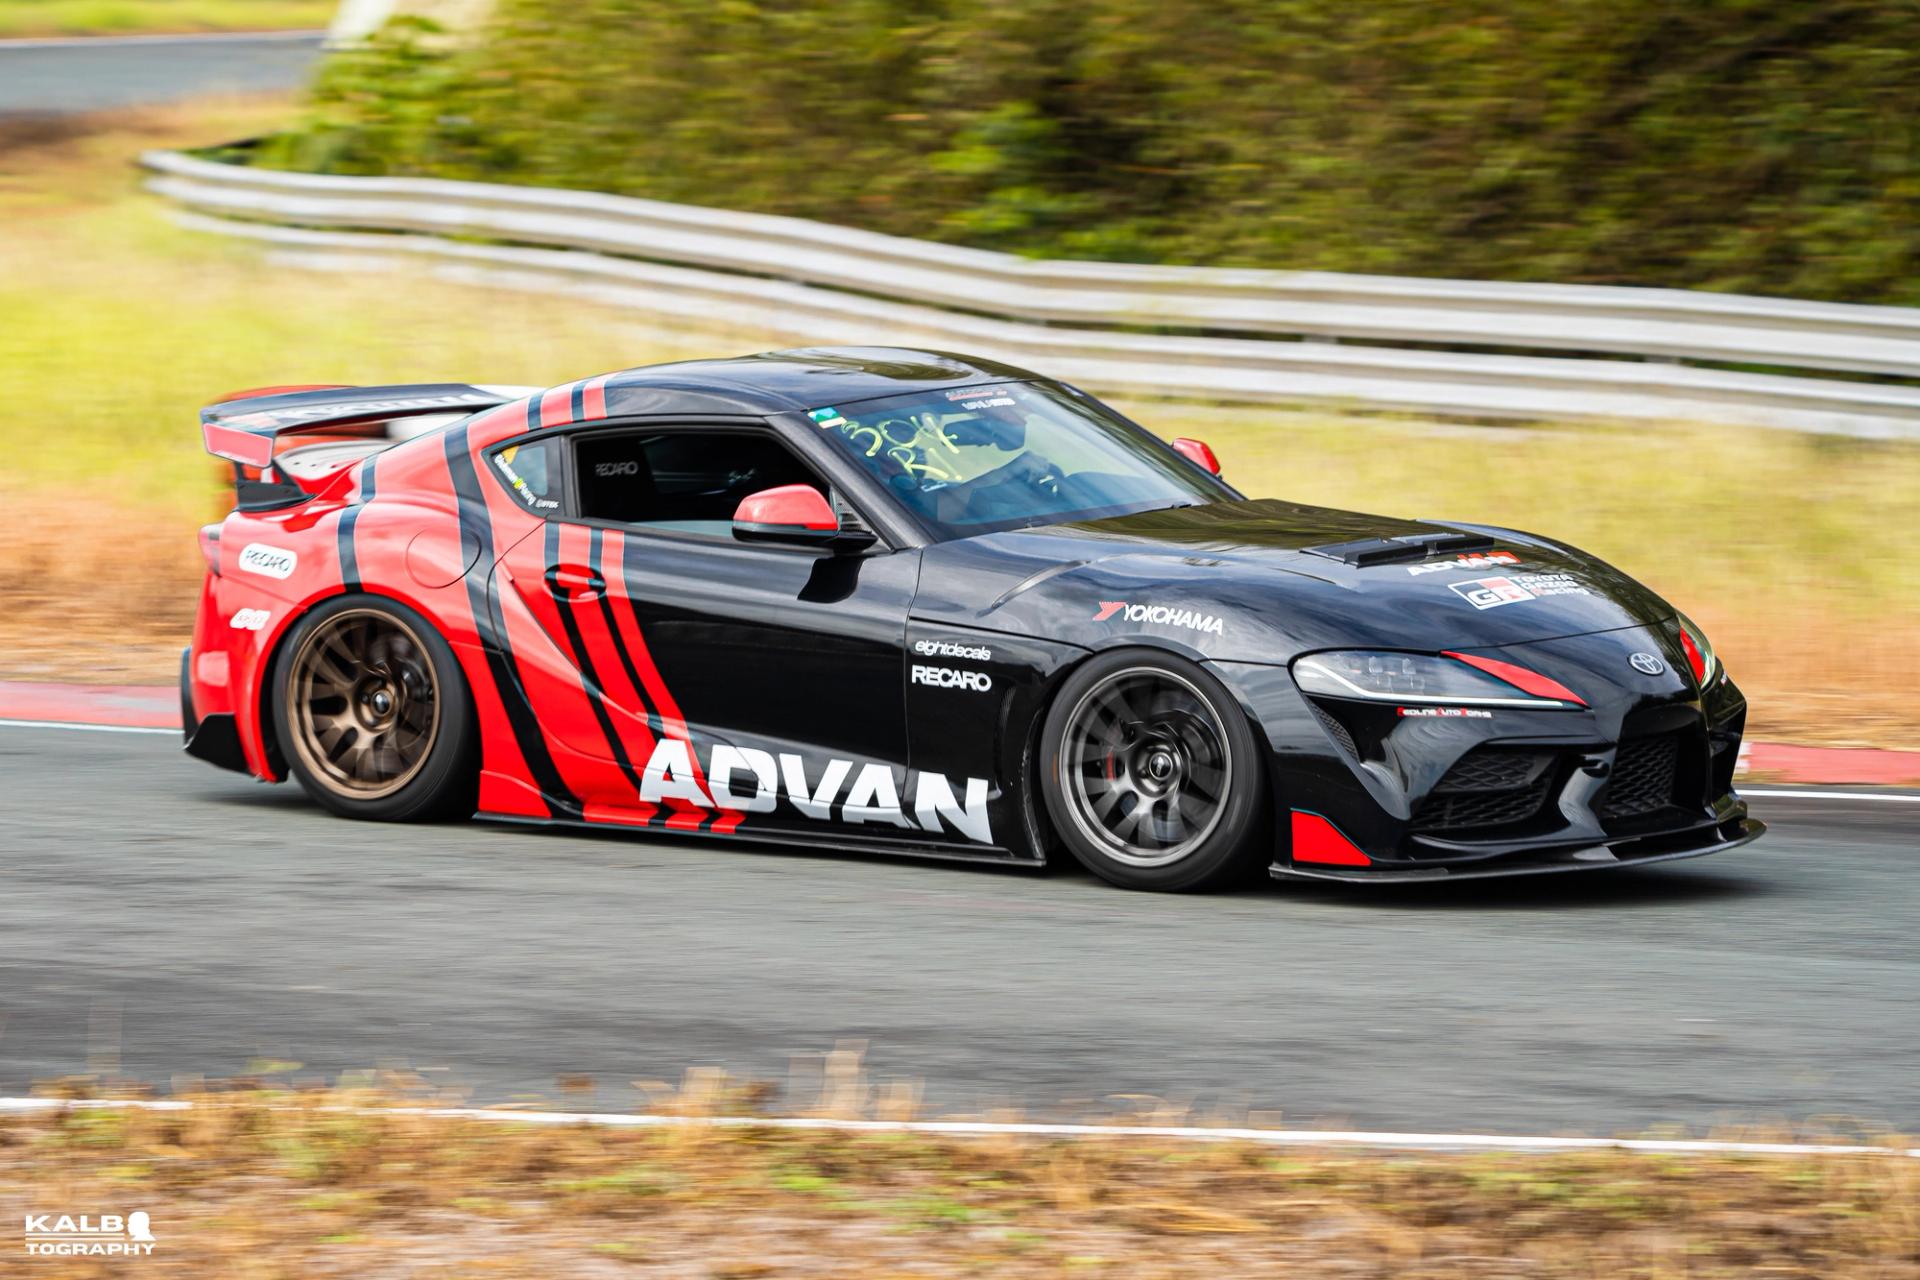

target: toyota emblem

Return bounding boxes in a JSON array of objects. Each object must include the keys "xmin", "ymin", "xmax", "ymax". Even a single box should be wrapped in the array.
[{"xmin": 1629, "ymin": 652, "xmax": 1666, "ymax": 676}]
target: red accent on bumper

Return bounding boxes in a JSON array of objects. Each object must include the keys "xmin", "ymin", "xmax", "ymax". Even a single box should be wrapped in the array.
[{"xmin": 1290, "ymin": 811, "xmax": 1373, "ymax": 866}]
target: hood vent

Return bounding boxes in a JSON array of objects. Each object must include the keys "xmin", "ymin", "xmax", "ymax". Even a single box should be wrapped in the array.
[{"xmin": 1303, "ymin": 531, "xmax": 1494, "ymax": 568}]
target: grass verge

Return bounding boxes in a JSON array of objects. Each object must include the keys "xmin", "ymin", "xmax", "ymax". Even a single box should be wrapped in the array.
[
  {"xmin": 2, "ymin": 1086, "xmax": 1915, "ymax": 1277},
  {"xmin": 0, "ymin": 1, "xmax": 331, "ymax": 39},
  {"xmin": 4, "ymin": 103, "xmax": 1919, "ymax": 745}
]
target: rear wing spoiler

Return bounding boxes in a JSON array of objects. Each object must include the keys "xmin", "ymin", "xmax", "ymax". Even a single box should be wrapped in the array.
[{"xmin": 201, "ymin": 383, "xmax": 537, "ymax": 509}]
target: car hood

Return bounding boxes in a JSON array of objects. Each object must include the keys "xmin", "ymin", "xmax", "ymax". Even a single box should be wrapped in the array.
[{"xmin": 910, "ymin": 498, "xmax": 1677, "ymax": 662}]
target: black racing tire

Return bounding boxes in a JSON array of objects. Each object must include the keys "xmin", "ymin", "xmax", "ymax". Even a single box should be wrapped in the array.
[
  {"xmin": 270, "ymin": 594, "xmax": 478, "ymax": 822},
  {"xmin": 1038, "ymin": 648, "xmax": 1267, "ymax": 892}
]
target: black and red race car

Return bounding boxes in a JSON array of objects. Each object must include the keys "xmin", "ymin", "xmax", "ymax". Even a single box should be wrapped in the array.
[{"xmin": 183, "ymin": 347, "xmax": 1762, "ymax": 890}]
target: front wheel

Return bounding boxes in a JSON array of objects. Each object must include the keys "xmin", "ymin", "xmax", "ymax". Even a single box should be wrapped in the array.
[
  {"xmin": 271, "ymin": 595, "xmax": 477, "ymax": 822},
  {"xmin": 1039, "ymin": 650, "xmax": 1267, "ymax": 891}
]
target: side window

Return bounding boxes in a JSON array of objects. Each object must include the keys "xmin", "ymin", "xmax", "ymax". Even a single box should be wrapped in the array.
[
  {"xmin": 574, "ymin": 430, "xmax": 826, "ymax": 535},
  {"xmin": 491, "ymin": 439, "xmax": 563, "ymax": 513}
]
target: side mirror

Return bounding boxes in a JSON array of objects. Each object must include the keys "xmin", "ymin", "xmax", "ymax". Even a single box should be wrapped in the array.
[
  {"xmin": 1170, "ymin": 437, "xmax": 1222, "ymax": 476},
  {"xmin": 732, "ymin": 484, "xmax": 875, "ymax": 551}
]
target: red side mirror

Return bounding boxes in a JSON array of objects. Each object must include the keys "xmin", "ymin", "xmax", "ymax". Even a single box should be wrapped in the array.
[
  {"xmin": 733, "ymin": 484, "xmax": 878, "ymax": 551},
  {"xmin": 1171, "ymin": 437, "xmax": 1221, "ymax": 476},
  {"xmin": 734, "ymin": 484, "xmax": 838, "ymax": 531}
]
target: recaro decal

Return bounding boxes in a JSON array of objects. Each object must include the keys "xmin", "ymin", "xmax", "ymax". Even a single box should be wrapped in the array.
[
  {"xmin": 911, "ymin": 665, "xmax": 993, "ymax": 692},
  {"xmin": 236, "ymin": 543, "xmax": 298, "ymax": 580}
]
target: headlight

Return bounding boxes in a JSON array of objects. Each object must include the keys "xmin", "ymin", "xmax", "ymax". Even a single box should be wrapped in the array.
[
  {"xmin": 1676, "ymin": 612, "xmax": 1719, "ymax": 687},
  {"xmin": 1292, "ymin": 650, "xmax": 1586, "ymax": 709}
]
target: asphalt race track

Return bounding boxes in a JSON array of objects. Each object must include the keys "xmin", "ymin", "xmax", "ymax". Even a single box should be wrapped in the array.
[
  {"xmin": 0, "ymin": 724, "xmax": 1915, "ymax": 1137},
  {"xmin": 0, "ymin": 32, "xmax": 323, "ymax": 116}
]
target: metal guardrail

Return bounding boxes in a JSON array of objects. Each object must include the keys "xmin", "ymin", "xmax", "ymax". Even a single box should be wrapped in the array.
[{"xmin": 142, "ymin": 149, "xmax": 1920, "ymax": 438}]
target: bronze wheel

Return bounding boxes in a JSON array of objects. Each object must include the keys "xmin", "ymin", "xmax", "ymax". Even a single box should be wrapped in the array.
[{"xmin": 285, "ymin": 608, "xmax": 440, "ymax": 801}]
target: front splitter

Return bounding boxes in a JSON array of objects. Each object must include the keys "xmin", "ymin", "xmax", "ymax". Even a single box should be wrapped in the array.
[{"xmin": 1269, "ymin": 817, "xmax": 1765, "ymax": 884}]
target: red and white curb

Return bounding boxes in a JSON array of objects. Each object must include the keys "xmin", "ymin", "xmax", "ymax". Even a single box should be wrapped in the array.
[
  {"xmin": 0, "ymin": 1096, "xmax": 1913, "ymax": 1159},
  {"xmin": 3, "ymin": 680, "xmax": 1919, "ymax": 792}
]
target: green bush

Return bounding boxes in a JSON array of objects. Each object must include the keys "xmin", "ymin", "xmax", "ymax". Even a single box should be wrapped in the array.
[{"xmin": 262, "ymin": 0, "xmax": 1920, "ymax": 303}]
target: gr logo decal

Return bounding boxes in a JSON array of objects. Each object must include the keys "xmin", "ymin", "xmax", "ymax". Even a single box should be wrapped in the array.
[{"xmin": 236, "ymin": 544, "xmax": 297, "ymax": 580}]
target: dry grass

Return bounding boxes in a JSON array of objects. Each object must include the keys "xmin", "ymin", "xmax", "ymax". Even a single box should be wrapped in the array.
[
  {"xmin": 3, "ymin": 102, "xmax": 1919, "ymax": 745},
  {"xmin": 0, "ymin": 0, "xmax": 332, "ymax": 39},
  {"xmin": 1, "ymin": 1083, "xmax": 1915, "ymax": 1278}
]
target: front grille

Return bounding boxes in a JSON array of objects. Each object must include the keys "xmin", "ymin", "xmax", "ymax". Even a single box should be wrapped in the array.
[
  {"xmin": 1411, "ymin": 747, "xmax": 1558, "ymax": 834},
  {"xmin": 1599, "ymin": 733, "xmax": 1680, "ymax": 820}
]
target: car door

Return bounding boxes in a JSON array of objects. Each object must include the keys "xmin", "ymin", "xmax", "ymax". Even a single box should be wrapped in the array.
[{"xmin": 491, "ymin": 421, "xmax": 918, "ymax": 841}]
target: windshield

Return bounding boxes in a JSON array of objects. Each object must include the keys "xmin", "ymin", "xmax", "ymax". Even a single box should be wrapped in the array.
[{"xmin": 806, "ymin": 382, "xmax": 1227, "ymax": 538}]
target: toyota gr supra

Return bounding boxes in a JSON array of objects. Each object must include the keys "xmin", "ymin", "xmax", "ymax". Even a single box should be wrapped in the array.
[{"xmin": 182, "ymin": 347, "xmax": 1762, "ymax": 890}]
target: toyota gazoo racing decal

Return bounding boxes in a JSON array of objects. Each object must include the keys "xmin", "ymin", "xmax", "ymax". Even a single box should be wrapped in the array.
[
  {"xmin": 1092, "ymin": 600, "xmax": 1225, "ymax": 636},
  {"xmin": 636, "ymin": 740, "xmax": 993, "ymax": 844},
  {"xmin": 1447, "ymin": 572, "xmax": 1592, "ymax": 611}
]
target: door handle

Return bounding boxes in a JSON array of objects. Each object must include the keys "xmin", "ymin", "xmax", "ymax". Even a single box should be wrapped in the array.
[{"xmin": 545, "ymin": 564, "xmax": 606, "ymax": 600}]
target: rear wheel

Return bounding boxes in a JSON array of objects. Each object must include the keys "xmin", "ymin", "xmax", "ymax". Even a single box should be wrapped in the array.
[
  {"xmin": 1039, "ymin": 650, "xmax": 1266, "ymax": 891},
  {"xmin": 272, "ymin": 595, "xmax": 477, "ymax": 821}
]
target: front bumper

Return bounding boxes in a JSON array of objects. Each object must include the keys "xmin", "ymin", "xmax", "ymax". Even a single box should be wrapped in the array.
[
  {"xmin": 1270, "ymin": 814, "xmax": 1764, "ymax": 883},
  {"xmin": 1211, "ymin": 622, "xmax": 1763, "ymax": 882}
]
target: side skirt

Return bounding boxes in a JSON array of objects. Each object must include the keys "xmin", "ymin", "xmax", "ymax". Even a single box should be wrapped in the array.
[{"xmin": 472, "ymin": 811, "xmax": 1047, "ymax": 869}]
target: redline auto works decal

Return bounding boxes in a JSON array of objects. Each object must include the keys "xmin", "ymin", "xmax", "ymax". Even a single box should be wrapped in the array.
[
  {"xmin": 1447, "ymin": 573, "xmax": 1591, "ymax": 611},
  {"xmin": 1093, "ymin": 601, "xmax": 1226, "ymax": 636},
  {"xmin": 635, "ymin": 740, "xmax": 994, "ymax": 844},
  {"xmin": 1406, "ymin": 550, "xmax": 1521, "ymax": 576}
]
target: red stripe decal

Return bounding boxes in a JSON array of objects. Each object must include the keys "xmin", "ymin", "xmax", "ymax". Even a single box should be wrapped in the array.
[
  {"xmin": 582, "ymin": 375, "xmax": 609, "ymax": 420},
  {"xmin": 539, "ymin": 384, "xmax": 574, "ymax": 428},
  {"xmin": 1443, "ymin": 651, "xmax": 1588, "ymax": 706}
]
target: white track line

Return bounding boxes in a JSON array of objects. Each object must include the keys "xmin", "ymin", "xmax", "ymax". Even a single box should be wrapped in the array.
[
  {"xmin": 0, "ymin": 719, "xmax": 176, "ymax": 736},
  {"xmin": 0, "ymin": 1097, "xmax": 1912, "ymax": 1158},
  {"xmin": 1744, "ymin": 788, "xmax": 1920, "ymax": 804}
]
